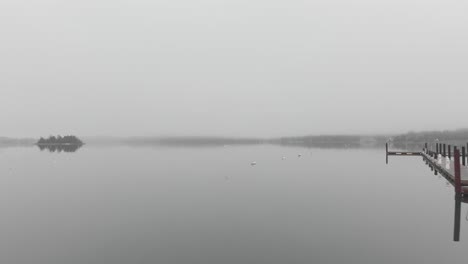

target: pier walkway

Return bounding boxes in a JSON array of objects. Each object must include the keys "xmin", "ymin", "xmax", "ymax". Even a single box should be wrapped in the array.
[
  {"xmin": 386, "ymin": 142, "xmax": 468, "ymax": 241},
  {"xmin": 386, "ymin": 142, "xmax": 468, "ymax": 196}
]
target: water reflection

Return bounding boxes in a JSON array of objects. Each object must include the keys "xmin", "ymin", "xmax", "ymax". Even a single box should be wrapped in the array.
[
  {"xmin": 452, "ymin": 196, "xmax": 468, "ymax": 242},
  {"xmin": 389, "ymin": 152, "xmax": 467, "ymax": 242},
  {"xmin": 425, "ymin": 159, "xmax": 467, "ymax": 242},
  {"xmin": 37, "ymin": 144, "xmax": 82, "ymax": 153}
]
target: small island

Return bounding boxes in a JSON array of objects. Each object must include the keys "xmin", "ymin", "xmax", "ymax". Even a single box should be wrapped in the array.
[
  {"xmin": 37, "ymin": 135, "xmax": 84, "ymax": 146},
  {"xmin": 36, "ymin": 135, "xmax": 84, "ymax": 152}
]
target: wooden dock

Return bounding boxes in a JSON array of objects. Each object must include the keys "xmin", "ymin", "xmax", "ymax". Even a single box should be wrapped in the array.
[
  {"xmin": 387, "ymin": 151, "xmax": 421, "ymax": 156},
  {"xmin": 386, "ymin": 142, "xmax": 468, "ymax": 197},
  {"xmin": 386, "ymin": 142, "xmax": 468, "ymax": 241}
]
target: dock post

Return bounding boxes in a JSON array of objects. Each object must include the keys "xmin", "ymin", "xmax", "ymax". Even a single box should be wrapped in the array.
[
  {"xmin": 449, "ymin": 145, "xmax": 452, "ymax": 159},
  {"xmin": 436, "ymin": 143, "xmax": 439, "ymax": 155},
  {"xmin": 444, "ymin": 144, "xmax": 446, "ymax": 157},
  {"xmin": 454, "ymin": 196, "xmax": 461, "ymax": 242},
  {"xmin": 462, "ymin": 147, "xmax": 466, "ymax": 166},
  {"xmin": 386, "ymin": 143, "xmax": 388, "ymax": 164},
  {"xmin": 454, "ymin": 148, "xmax": 462, "ymax": 196}
]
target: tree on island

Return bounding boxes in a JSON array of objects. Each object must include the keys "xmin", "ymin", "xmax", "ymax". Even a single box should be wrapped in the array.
[{"xmin": 37, "ymin": 135, "xmax": 84, "ymax": 145}]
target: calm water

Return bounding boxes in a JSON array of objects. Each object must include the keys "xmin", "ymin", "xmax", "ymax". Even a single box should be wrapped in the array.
[{"xmin": 0, "ymin": 145, "xmax": 466, "ymax": 264}]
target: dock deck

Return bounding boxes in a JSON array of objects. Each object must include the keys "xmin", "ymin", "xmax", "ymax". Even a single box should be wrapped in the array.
[
  {"xmin": 421, "ymin": 152, "xmax": 468, "ymax": 187},
  {"xmin": 386, "ymin": 142, "xmax": 468, "ymax": 196},
  {"xmin": 386, "ymin": 143, "xmax": 468, "ymax": 241}
]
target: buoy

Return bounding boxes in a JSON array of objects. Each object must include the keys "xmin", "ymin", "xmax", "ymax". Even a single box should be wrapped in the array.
[
  {"xmin": 251, "ymin": 161, "xmax": 257, "ymax": 166},
  {"xmin": 298, "ymin": 154, "xmax": 302, "ymax": 157}
]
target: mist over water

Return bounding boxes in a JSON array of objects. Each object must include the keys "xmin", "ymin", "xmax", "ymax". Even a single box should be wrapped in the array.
[
  {"xmin": 2, "ymin": 0, "xmax": 468, "ymax": 262},
  {"xmin": 2, "ymin": 0, "xmax": 468, "ymax": 137}
]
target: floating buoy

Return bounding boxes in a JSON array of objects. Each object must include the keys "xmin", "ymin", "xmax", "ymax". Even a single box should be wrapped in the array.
[{"xmin": 298, "ymin": 154, "xmax": 302, "ymax": 157}]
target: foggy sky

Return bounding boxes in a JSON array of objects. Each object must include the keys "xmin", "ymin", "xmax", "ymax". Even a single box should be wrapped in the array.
[{"xmin": 1, "ymin": 0, "xmax": 468, "ymax": 137}]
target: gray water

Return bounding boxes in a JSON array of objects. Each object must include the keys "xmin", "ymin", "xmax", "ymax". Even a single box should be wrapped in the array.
[{"xmin": 0, "ymin": 145, "xmax": 466, "ymax": 264}]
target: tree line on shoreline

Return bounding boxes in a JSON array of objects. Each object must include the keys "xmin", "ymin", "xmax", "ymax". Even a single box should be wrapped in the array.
[
  {"xmin": 37, "ymin": 135, "xmax": 84, "ymax": 145},
  {"xmin": 3, "ymin": 129, "xmax": 468, "ymax": 149}
]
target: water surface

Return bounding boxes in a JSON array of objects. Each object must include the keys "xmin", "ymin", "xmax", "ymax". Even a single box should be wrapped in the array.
[{"xmin": 0, "ymin": 145, "xmax": 466, "ymax": 264}]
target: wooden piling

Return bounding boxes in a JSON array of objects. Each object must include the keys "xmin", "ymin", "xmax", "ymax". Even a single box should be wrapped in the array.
[
  {"xmin": 462, "ymin": 147, "xmax": 466, "ymax": 166},
  {"xmin": 386, "ymin": 143, "xmax": 388, "ymax": 164},
  {"xmin": 454, "ymin": 196, "xmax": 461, "ymax": 242},
  {"xmin": 444, "ymin": 144, "xmax": 446, "ymax": 157},
  {"xmin": 454, "ymin": 148, "xmax": 462, "ymax": 196},
  {"xmin": 436, "ymin": 144, "xmax": 439, "ymax": 155}
]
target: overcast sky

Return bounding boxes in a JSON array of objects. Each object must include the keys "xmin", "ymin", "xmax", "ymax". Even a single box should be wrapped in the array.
[{"xmin": 1, "ymin": 0, "xmax": 468, "ymax": 137}]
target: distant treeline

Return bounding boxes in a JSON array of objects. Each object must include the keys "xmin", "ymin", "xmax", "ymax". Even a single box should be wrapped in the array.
[
  {"xmin": 273, "ymin": 135, "xmax": 388, "ymax": 148},
  {"xmin": 0, "ymin": 137, "xmax": 35, "ymax": 147},
  {"xmin": 391, "ymin": 129, "xmax": 468, "ymax": 150},
  {"xmin": 5, "ymin": 129, "xmax": 468, "ymax": 150},
  {"xmin": 37, "ymin": 135, "xmax": 84, "ymax": 145},
  {"xmin": 278, "ymin": 129, "xmax": 468, "ymax": 149},
  {"xmin": 84, "ymin": 135, "xmax": 387, "ymax": 148},
  {"xmin": 393, "ymin": 129, "xmax": 468, "ymax": 143},
  {"xmin": 122, "ymin": 136, "xmax": 265, "ymax": 147}
]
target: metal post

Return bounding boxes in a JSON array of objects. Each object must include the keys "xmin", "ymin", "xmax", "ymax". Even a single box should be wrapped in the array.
[{"xmin": 454, "ymin": 148, "xmax": 462, "ymax": 196}]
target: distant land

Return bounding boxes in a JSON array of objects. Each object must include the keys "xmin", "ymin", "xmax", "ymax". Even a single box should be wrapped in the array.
[
  {"xmin": 2, "ymin": 129, "xmax": 468, "ymax": 149},
  {"xmin": 55, "ymin": 134, "xmax": 415, "ymax": 149},
  {"xmin": 37, "ymin": 135, "xmax": 84, "ymax": 146},
  {"xmin": 35, "ymin": 135, "xmax": 84, "ymax": 153},
  {"xmin": 390, "ymin": 129, "xmax": 468, "ymax": 150},
  {"xmin": 0, "ymin": 137, "xmax": 36, "ymax": 147}
]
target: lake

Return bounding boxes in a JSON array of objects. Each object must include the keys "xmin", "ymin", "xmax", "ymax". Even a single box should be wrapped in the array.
[{"xmin": 0, "ymin": 145, "xmax": 466, "ymax": 264}]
